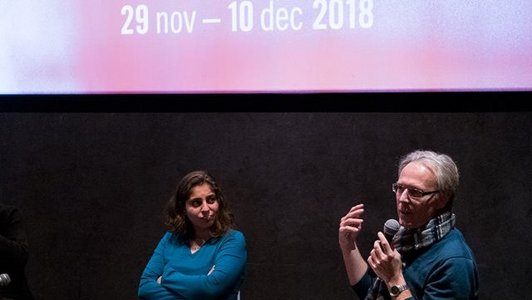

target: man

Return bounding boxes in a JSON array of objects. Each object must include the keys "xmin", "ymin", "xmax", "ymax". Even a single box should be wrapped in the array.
[
  {"xmin": 0, "ymin": 203, "xmax": 34, "ymax": 300},
  {"xmin": 339, "ymin": 150, "xmax": 479, "ymax": 299}
]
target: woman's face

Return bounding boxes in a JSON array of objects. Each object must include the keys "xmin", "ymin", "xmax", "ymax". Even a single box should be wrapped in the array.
[{"xmin": 185, "ymin": 183, "xmax": 219, "ymax": 234}]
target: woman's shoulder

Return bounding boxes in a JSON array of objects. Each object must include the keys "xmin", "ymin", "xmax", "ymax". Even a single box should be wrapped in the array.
[
  {"xmin": 228, "ymin": 228, "xmax": 245, "ymax": 238},
  {"xmin": 219, "ymin": 229, "xmax": 246, "ymax": 244},
  {"xmin": 161, "ymin": 231, "xmax": 183, "ymax": 245}
]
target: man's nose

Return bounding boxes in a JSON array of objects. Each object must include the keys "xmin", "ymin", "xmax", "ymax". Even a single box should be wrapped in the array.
[{"xmin": 398, "ymin": 189, "xmax": 410, "ymax": 203}]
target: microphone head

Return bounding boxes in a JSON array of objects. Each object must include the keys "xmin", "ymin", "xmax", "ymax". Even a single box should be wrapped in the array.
[
  {"xmin": 0, "ymin": 273, "xmax": 10, "ymax": 286},
  {"xmin": 383, "ymin": 219, "xmax": 400, "ymax": 241}
]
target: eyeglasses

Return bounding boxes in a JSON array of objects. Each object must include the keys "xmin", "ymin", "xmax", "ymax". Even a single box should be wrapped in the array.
[{"xmin": 392, "ymin": 183, "xmax": 439, "ymax": 199}]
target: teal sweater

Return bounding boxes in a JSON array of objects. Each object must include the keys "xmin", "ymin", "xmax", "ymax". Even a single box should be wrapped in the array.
[
  {"xmin": 138, "ymin": 229, "xmax": 247, "ymax": 300},
  {"xmin": 353, "ymin": 228, "xmax": 479, "ymax": 299}
]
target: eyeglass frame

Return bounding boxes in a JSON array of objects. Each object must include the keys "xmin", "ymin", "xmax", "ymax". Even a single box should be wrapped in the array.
[{"xmin": 392, "ymin": 182, "xmax": 440, "ymax": 199}]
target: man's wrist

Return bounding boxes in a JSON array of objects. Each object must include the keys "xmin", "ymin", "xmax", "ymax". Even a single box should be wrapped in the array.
[{"xmin": 389, "ymin": 283, "xmax": 409, "ymax": 297}]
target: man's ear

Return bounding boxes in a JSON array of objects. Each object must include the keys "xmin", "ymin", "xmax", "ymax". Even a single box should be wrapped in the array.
[{"xmin": 434, "ymin": 193, "xmax": 449, "ymax": 210}]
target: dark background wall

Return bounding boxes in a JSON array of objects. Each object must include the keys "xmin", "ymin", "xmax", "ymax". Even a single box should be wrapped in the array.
[{"xmin": 0, "ymin": 108, "xmax": 531, "ymax": 299}]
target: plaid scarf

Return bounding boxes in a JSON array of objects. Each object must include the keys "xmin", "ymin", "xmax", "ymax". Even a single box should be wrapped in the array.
[
  {"xmin": 393, "ymin": 211, "xmax": 456, "ymax": 253},
  {"xmin": 365, "ymin": 211, "xmax": 456, "ymax": 300}
]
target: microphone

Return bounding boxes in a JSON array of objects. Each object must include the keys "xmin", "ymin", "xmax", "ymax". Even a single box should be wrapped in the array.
[
  {"xmin": 383, "ymin": 219, "xmax": 400, "ymax": 247},
  {"xmin": 369, "ymin": 219, "xmax": 401, "ymax": 288},
  {"xmin": 0, "ymin": 273, "xmax": 10, "ymax": 286}
]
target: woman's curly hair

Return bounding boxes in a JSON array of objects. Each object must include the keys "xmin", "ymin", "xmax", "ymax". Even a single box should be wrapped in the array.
[{"xmin": 164, "ymin": 170, "xmax": 234, "ymax": 242}]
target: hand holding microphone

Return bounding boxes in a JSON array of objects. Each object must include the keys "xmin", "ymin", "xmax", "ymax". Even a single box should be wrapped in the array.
[{"xmin": 367, "ymin": 219, "xmax": 403, "ymax": 283}]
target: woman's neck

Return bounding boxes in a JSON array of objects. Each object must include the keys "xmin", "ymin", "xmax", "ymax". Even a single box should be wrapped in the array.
[{"xmin": 194, "ymin": 229, "xmax": 211, "ymax": 242}]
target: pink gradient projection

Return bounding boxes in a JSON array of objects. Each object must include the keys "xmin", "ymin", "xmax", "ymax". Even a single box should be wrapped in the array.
[{"xmin": 1, "ymin": 0, "xmax": 532, "ymax": 93}]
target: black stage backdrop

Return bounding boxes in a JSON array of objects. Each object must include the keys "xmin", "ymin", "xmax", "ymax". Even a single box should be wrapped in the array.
[{"xmin": 0, "ymin": 96, "xmax": 530, "ymax": 299}]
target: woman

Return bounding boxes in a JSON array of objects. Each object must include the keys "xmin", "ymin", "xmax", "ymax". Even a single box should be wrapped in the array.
[{"xmin": 138, "ymin": 171, "xmax": 247, "ymax": 300}]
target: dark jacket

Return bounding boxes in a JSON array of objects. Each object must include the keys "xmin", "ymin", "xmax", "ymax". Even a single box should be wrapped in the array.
[{"xmin": 0, "ymin": 203, "xmax": 34, "ymax": 300}]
